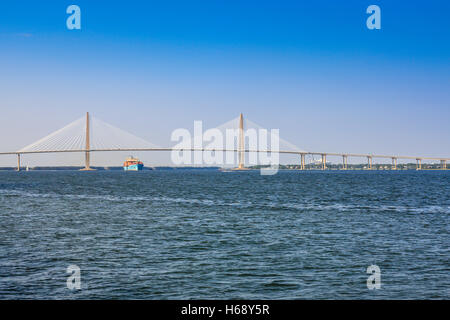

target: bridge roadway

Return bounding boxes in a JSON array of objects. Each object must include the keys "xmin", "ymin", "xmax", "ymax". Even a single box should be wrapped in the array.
[{"xmin": 0, "ymin": 148, "xmax": 448, "ymax": 170}]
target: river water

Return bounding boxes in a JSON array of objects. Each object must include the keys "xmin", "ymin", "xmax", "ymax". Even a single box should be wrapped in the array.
[{"xmin": 0, "ymin": 170, "xmax": 448, "ymax": 299}]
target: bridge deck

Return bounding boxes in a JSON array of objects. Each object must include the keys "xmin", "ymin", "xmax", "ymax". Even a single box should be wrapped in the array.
[{"xmin": 0, "ymin": 148, "xmax": 449, "ymax": 161}]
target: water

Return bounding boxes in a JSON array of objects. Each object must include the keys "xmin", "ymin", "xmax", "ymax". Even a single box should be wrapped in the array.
[{"xmin": 0, "ymin": 170, "xmax": 449, "ymax": 299}]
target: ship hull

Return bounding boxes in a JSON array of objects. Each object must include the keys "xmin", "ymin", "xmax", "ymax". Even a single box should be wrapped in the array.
[{"xmin": 123, "ymin": 163, "xmax": 144, "ymax": 171}]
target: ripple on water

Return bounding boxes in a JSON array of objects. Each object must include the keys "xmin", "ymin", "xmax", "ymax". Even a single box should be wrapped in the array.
[{"xmin": 0, "ymin": 170, "xmax": 449, "ymax": 299}]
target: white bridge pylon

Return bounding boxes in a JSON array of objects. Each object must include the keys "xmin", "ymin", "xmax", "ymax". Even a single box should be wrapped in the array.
[
  {"xmin": 14, "ymin": 112, "xmax": 306, "ymax": 169},
  {"xmin": 6, "ymin": 113, "xmax": 449, "ymax": 170},
  {"xmin": 19, "ymin": 113, "xmax": 160, "ymax": 153},
  {"xmin": 215, "ymin": 114, "xmax": 306, "ymax": 153},
  {"xmin": 213, "ymin": 113, "xmax": 307, "ymax": 168},
  {"xmin": 18, "ymin": 112, "xmax": 161, "ymax": 169}
]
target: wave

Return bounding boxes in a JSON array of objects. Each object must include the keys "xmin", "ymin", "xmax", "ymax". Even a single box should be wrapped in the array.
[{"xmin": 1, "ymin": 188, "xmax": 449, "ymax": 214}]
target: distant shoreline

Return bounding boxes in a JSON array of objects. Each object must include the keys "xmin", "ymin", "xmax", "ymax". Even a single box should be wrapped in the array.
[
  {"xmin": 0, "ymin": 164, "xmax": 447, "ymax": 171},
  {"xmin": 0, "ymin": 166, "xmax": 218, "ymax": 171}
]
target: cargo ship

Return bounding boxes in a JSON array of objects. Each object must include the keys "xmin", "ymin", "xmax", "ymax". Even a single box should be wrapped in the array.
[{"xmin": 123, "ymin": 156, "xmax": 144, "ymax": 171}]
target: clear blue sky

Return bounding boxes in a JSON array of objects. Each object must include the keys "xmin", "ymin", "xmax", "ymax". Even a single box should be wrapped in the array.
[{"xmin": 0, "ymin": 1, "xmax": 449, "ymax": 165}]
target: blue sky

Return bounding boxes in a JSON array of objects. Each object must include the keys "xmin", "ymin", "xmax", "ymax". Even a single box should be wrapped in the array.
[{"xmin": 0, "ymin": 1, "xmax": 449, "ymax": 165}]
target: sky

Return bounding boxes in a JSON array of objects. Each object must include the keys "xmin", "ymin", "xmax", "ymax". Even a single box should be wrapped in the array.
[{"xmin": 0, "ymin": 0, "xmax": 449, "ymax": 166}]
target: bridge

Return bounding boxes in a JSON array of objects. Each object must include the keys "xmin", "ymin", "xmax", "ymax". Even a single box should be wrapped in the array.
[{"xmin": 0, "ymin": 112, "xmax": 448, "ymax": 171}]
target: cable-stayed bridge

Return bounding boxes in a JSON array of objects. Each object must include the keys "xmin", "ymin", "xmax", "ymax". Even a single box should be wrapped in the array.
[{"xmin": 0, "ymin": 112, "xmax": 448, "ymax": 170}]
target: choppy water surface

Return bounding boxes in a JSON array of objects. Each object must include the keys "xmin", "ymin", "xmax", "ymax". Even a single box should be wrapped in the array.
[{"xmin": 0, "ymin": 170, "xmax": 449, "ymax": 299}]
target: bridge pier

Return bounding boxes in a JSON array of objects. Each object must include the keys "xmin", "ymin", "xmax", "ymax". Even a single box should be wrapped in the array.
[
  {"xmin": 392, "ymin": 157, "xmax": 397, "ymax": 170},
  {"xmin": 367, "ymin": 156, "xmax": 373, "ymax": 170},
  {"xmin": 342, "ymin": 155, "xmax": 348, "ymax": 170},
  {"xmin": 416, "ymin": 159, "xmax": 422, "ymax": 170},
  {"xmin": 321, "ymin": 154, "xmax": 326, "ymax": 170},
  {"xmin": 300, "ymin": 154, "xmax": 305, "ymax": 170},
  {"xmin": 16, "ymin": 154, "xmax": 21, "ymax": 171},
  {"xmin": 80, "ymin": 151, "xmax": 95, "ymax": 171}
]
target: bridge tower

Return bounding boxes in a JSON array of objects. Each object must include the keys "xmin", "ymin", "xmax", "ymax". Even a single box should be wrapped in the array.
[
  {"xmin": 235, "ymin": 113, "xmax": 246, "ymax": 170},
  {"xmin": 80, "ymin": 112, "xmax": 95, "ymax": 171}
]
